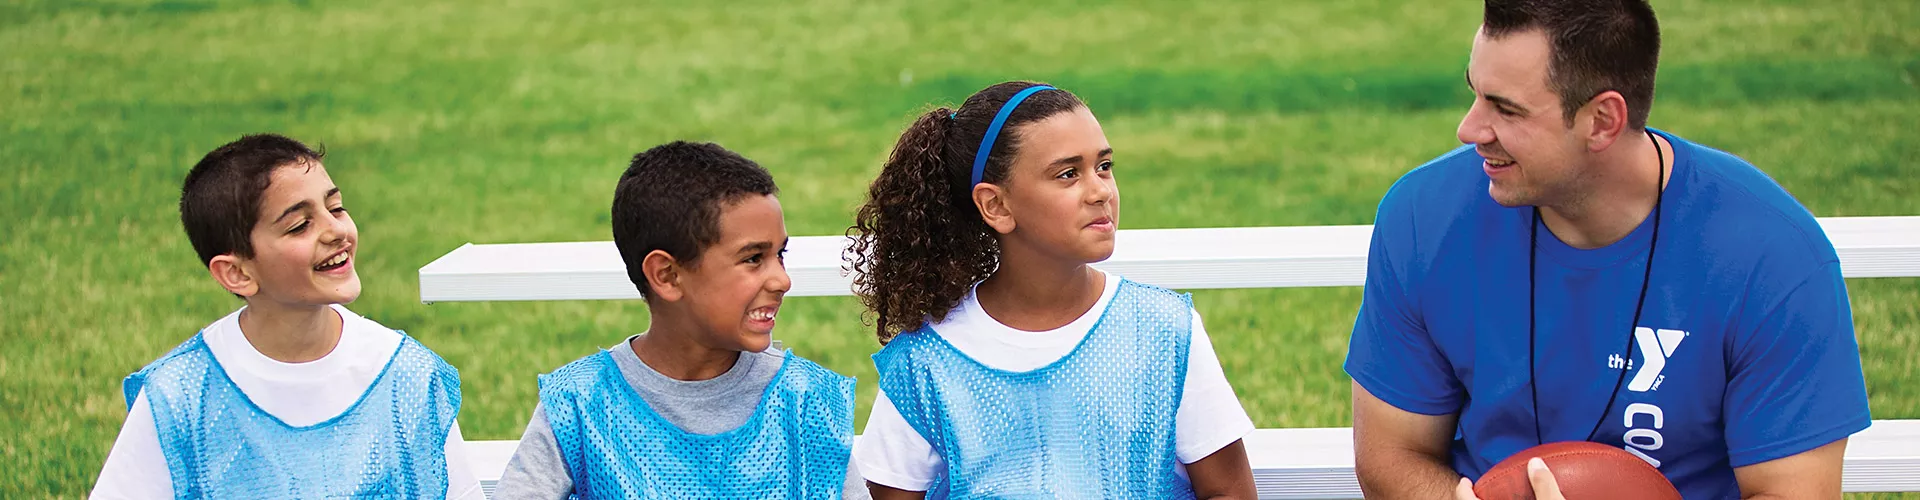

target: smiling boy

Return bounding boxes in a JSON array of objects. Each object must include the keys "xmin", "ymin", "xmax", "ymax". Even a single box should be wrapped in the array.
[
  {"xmin": 491, "ymin": 141, "xmax": 863, "ymax": 499},
  {"xmin": 92, "ymin": 134, "xmax": 479, "ymax": 499}
]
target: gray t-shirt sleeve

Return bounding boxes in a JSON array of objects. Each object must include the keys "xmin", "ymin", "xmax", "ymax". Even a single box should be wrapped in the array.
[{"xmin": 490, "ymin": 404, "xmax": 573, "ymax": 500}]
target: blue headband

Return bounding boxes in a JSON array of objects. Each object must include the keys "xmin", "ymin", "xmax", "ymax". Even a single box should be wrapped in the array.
[{"xmin": 970, "ymin": 85, "xmax": 1055, "ymax": 187}]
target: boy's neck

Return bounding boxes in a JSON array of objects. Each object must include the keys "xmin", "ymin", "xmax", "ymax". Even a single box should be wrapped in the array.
[
  {"xmin": 629, "ymin": 319, "xmax": 741, "ymax": 382},
  {"xmin": 975, "ymin": 257, "xmax": 1106, "ymax": 332},
  {"xmin": 237, "ymin": 300, "xmax": 344, "ymax": 363}
]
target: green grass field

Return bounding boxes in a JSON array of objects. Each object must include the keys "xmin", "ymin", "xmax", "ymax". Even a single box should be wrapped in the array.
[{"xmin": 3, "ymin": 0, "xmax": 1917, "ymax": 496}]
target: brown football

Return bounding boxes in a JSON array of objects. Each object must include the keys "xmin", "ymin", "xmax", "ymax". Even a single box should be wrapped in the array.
[{"xmin": 1473, "ymin": 441, "xmax": 1682, "ymax": 500}]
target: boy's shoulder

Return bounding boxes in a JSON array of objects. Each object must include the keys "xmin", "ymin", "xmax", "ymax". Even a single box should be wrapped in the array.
[
  {"xmin": 540, "ymin": 349, "xmax": 617, "ymax": 394},
  {"xmin": 123, "ymin": 333, "xmax": 216, "ymax": 409},
  {"xmin": 344, "ymin": 309, "xmax": 455, "ymax": 377},
  {"xmin": 774, "ymin": 350, "xmax": 852, "ymax": 395}
]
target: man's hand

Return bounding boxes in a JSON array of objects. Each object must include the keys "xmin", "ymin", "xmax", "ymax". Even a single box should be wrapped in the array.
[{"xmin": 1454, "ymin": 458, "xmax": 1565, "ymax": 500}]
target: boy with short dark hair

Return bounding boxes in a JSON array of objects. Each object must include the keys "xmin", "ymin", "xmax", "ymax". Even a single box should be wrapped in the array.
[
  {"xmin": 492, "ymin": 141, "xmax": 862, "ymax": 499},
  {"xmin": 92, "ymin": 134, "xmax": 480, "ymax": 499}
]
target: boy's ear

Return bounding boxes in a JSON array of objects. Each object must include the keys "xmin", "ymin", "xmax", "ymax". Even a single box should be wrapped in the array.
[
  {"xmin": 973, "ymin": 183, "xmax": 1016, "ymax": 235},
  {"xmin": 642, "ymin": 249, "xmax": 684, "ymax": 301},
  {"xmin": 208, "ymin": 254, "xmax": 258, "ymax": 297}
]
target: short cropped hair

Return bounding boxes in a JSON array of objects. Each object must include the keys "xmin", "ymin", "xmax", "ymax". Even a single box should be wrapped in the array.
[
  {"xmin": 1484, "ymin": 0, "xmax": 1661, "ymax": 129},
  {"xmin": 611, "ymin": 141, "xmax": 779, "ymax": 298},
  {"xmin": 179, "ymin": 134, "xmax": 325, "ymax": 265}
]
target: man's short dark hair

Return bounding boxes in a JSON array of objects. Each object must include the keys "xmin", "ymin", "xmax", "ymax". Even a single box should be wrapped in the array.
[
  {"xmin": 179, "ymin": 134, "xmax": 325, "ymax": 266},
  {"xmin": 1484, "ymin": 0, "xmax": 1661, "ymax": 129},
  {"xmin": 612, "ymin": 141, "xmax": 779, "ymax": 298}
]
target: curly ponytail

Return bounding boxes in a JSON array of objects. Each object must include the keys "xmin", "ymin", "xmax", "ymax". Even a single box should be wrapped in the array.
[{"xmin": 846, "ymin": 81, "xmax": 1086, "ymax": 343}]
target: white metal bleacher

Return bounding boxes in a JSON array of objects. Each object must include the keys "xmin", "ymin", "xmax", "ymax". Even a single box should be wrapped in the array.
[{"xmin": 423, "ymin": 216, "xmax": 1920, "ymax": 498}]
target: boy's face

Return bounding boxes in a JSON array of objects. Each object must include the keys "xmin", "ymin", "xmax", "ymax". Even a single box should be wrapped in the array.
[
  {"xmin": 673, "ymin": 194, "xmax": 790, "ymax": 353},
  {"xmin": 233, "ymin": 160, "xmax": 361, "ymax": 306}
]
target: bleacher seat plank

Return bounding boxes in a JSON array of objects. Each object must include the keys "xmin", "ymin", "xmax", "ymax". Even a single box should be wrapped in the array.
[{"xmin": 421, "ymin": 216, "xmax": 1920, "ymax": 303}]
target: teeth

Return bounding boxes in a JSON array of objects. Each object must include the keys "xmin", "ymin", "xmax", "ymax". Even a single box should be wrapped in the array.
[
  {"xmin": 750, "ymin": 309, "xmax": 776, "ymax": 321},
  {"xmin": 318, "ymin": 253, "xmax": 347, "ymax": 268}
]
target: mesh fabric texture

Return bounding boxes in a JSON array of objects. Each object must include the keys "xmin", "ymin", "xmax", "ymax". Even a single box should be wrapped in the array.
[
  {"xmin": 873, "ymin": 278, "xmax": 1196, "ymax": 499},
  {"xmin": 123, "ymin": 332, "xmax": 461, "ymax": 499},
  {"xmin": 539, "ymin": 349, "xmax": 855, "ymax": 499}
]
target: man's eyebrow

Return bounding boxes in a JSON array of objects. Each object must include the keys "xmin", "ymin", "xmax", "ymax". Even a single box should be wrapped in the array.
[
  {"xmin": 1484, "ymin": 93, "xmax": 1528, "ymax": 115},
  {"xmin": 1467, "ymin": 70, "xmax": 1529, "ymax": 115}
]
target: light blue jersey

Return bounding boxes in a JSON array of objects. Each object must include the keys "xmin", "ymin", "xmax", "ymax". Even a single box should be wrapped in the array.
[
  {"xmin": 124, "ymin": 333, "xmax": 460, "ymax": 499},
  {"xmin": 874, "ymin": 278, "xmax": 1196, "ymax": 499},
  {"xmin": 538, "ymin": 349, "xmax": 855, "ymax": 499}
]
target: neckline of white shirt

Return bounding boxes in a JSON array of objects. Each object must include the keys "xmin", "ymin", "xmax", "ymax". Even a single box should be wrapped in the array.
[
  {"xmin": 205, "ymin": 304, "xmax": 393, "ymax": 384},
  {"xmin": 924, "ymin": 271, "xmax": 1122, "ymax": 372}
]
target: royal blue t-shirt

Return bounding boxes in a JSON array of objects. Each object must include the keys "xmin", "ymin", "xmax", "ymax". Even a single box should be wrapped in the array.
[{"xmin": 1344, "ymin": 129, "xmax": 1870, "ymax": 499}]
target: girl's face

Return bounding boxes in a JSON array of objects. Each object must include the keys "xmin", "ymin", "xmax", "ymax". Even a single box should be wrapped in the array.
[{"xmin": 987, "ymin": 106, "xmax": 1119, "ymax": 264}]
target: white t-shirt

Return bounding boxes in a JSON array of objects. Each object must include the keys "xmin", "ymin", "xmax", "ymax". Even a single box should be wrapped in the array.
[
  {"xmin": 853, "ymin": 272, "xmax": 1256, "ymax": 491},
  {"xmin": 91, "ymin": 305, "xmax": 482, "ymax": 500}
]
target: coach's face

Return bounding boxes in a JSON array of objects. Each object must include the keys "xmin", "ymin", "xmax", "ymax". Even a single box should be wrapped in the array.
[{"xmin": 1458, "ymin": 27, "xmax": 1589, "ymax": 208}]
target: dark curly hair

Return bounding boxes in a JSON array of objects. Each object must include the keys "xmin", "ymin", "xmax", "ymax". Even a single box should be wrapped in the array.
[
  {"xmin": 846, "ymin": 81, "xmax": 1087, "ymax": 343},
  {"xmin": 612, "ymin": 141, "xmax": 778, "ymax": 299}
]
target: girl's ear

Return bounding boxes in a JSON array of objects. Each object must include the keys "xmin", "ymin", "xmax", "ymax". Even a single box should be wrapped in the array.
[{"xmin": 973, "ymin": 182, "xmax": 1015, "ymax": 234}]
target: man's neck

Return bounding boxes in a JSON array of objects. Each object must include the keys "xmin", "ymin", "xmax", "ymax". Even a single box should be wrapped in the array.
[
  {"xmin": 629, "ymin": 315, "xmax": 741, "ymax": 382},
  {"xmin": 975, "ymin": 242, "xmax": 1105, "ymax": 332},
  {"xmin": 237, "ymin": 300, "xmax": 343, "ymax": 363},
  {"xmin": 1538, "ymin": 131, "xmax": 1673, "ymax": 250}
]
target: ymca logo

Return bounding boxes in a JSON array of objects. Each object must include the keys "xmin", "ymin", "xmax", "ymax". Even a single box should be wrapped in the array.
[
  {"xmin": 1604, "ymin": 327, "xmax": 1689, "ymax": 392},
  {"xmin": 1613, "ymin": 326, "xmax": 1689, "ymax": 468}
]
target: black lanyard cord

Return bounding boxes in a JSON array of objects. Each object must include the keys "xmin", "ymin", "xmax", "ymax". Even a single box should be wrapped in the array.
[{"xmin": 1530, "ymin": 129, "xmax": 1667, "ymax": 445}]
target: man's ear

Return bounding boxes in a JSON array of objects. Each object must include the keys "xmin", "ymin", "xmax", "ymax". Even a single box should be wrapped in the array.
[
  {"xmin": 642, "ymin": 249, "xmax": 685, "ymax": 301},
  {"xmin": 1580, "ymin": 89, "xmax": 1631, "ymax": 152},
  {"xmin": 973, "ymin": 183, "xmax": 1016, "ymax": 235},
  {"xmin": 209, "ymin": 254, "xmax": 258, "ymax": 297}
]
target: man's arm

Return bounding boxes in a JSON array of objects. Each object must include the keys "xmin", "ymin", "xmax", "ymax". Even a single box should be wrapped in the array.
[
  {"xmin": 1353, "ymin": 381, "xmax": 1462, "ymax": 500},
  {"xmin": 1733, "ymin": 439, "xmax": 1847, "ymax": 500},
  {"xmin": 1722, "ymin": 261, "xmax": 1865, "ymax": 499}
]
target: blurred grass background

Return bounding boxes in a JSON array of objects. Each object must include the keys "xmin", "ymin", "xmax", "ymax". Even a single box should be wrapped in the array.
[{"xmin": 2, "ymin": 0, "xmax": 1916, "ymax": 496}]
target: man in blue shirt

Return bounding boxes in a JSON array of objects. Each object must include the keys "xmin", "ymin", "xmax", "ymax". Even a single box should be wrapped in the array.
[{"xmin": 1343, "ymin": 0, "xmax": 1871, "ymax": 498}]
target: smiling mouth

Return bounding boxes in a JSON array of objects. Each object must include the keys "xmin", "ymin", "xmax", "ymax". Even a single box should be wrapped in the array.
[
  {"xmin": 314, "ymin": 251, "xmax": 350, "ymax": 272},
  {"xmin": 748, "ymin": 307, "xmax": 777, "ymax": 322},
  {"xmin": 1487, "ymin": 158, "xmax": 1515, "ymax": 167}
]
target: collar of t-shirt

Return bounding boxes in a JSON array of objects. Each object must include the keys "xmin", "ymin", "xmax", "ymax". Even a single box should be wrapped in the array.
[
  {"xmin": 201, "ymin": 304, "xmax": 401, "ymax": 427},
  {"xmin": 926, "ymin": 270, "xmax": 1120, "ymax": 372},
  {"xmin": 608, "ymin": 334, "xmax": 784, "ymax": 435}
]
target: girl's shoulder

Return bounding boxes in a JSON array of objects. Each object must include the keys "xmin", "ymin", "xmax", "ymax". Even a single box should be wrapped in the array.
[{"xmin": 1110, "ymin": 277, "xmax": 1194, "ymax": 313}]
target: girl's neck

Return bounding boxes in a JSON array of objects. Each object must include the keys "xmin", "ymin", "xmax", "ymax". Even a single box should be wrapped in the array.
[
  {"xmin": 975, "ymin": 254, "xmax": 1106, "ymax": 332},
  {"xmin": 237, "ymin": 301, "xmax": 343, "ymax": 363}
]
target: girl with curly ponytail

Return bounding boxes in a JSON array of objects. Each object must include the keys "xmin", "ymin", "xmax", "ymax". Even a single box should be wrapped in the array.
[{"xmin": 847, "ymin": 82, "xmax": 1256, "ymax": 499}]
